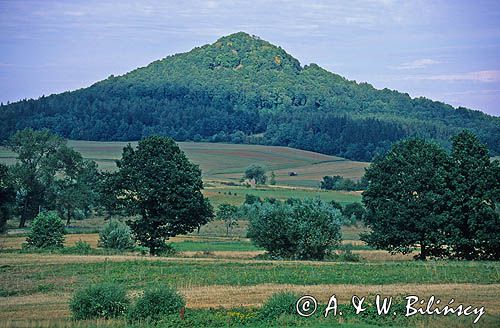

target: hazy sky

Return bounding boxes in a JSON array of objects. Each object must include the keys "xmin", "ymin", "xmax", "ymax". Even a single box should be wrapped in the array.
[{"xmin": 1, "ymin": 0, "xmax": 499, "ymax": 116}]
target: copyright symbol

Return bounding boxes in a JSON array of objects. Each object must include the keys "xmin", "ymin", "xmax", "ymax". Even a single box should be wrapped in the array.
[{"xmin": 296, "ymin": 295, "xmax": 317, "ymax": 317}]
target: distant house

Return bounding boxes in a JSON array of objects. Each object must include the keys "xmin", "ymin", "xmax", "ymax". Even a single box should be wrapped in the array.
[
  {"xmin": 242, "ymin": 178, "xmax": 256, "ymax": 188},
  {"xmin": 288, "ymin": 171, "xmax": 298, "ymax": 176}
]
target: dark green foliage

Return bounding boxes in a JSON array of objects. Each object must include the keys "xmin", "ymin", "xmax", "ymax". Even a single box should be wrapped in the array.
[
  {"xmin": 49, "ymin": 147, "xmax": 100, "ymax": 225},
  {"xmin": 330, "ymin": 244, "xmax": 362, "ymax": 262},
  {"xmin": 247, "ymin": 198, "xmax": 342, "ymax": 260},
  {"xmin": 99, "ymin": 219, "xmax": 135, "ymax": 251},
  {"xmin": 128, "ymin": 286, "xmax": 185, "ymax": 322},
  {"xmin": 8, "ymin": 129, "xmax": 65, "ymax": 227},
  {"xmin": 112, "ymin": 136, "xmax": 213, "ymax": 255},
  {"xmin": 444, "ymin": 131, "xmax": 500, "ymax": 260},
  {"xmin": 1, "ymin": 33, "xmax": 497, "ymax": 162},
  {"xmin": 361, "ymin": 138, "xmax": 449, "ymax": 260},
  {"xmin": 0, "ymin": 163, "xmax": 15, "ymax": 232},
  {"xmin": 259, "ymin": 291, "xmax": 299, "ymax": 320},
  {"xmin": 329, "ymin": 200, "xmax": 343, "ymax": 211},
  {"xmin": 69, "ymin": 283, "xmax": 129, "ymax": 320},
  {"xmin": 321, "ymin": 175, "xmax": 367, "ymax": 191},
  {"xmin": 68, "ymin": 240, "xmax": 92, "ymax": 255},
  {"xmin": 244, "ymin": 194, "xmax": 262, "ymax": 205},
  {"xmin": 269, "ymin": 171, "xmax": 276, "ymax": 185},
  {"xmin": 342, "ymin": 202, "xmax": 366, "ymax": 225},
  {"xmin": 7, "ymin": 128, "xmax": 99, "ymax": 227},
  {"xmin": 26, "ymin": 211, "xmax": 65, "ymax": 249},
  {"xmin": 362, "ymin": 131, "xmax": 500, "ymax": 260},
  {"xmin": 244, "ymin": 164, "xmax": 267, "ymax": 184}
]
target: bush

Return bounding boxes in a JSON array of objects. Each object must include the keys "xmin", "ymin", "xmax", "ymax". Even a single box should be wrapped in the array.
[
  {"xmin": 259, "ymin": 291, "xmax": 299, "ymax": 320},
  {"xmin": 328, "ymin": 244, "xmax": 362, "ymax": 262},
  {"xmin": 62, "ymin": 240, "xmax": 92, "ymax": 255},
  {"xmin": 99, "ymin": 219, "xmax": 134, "ymax": 250},
  {"xmin": 128, "ymin": 285, "xmax": 185, "ymax": 322},
  {"xmin": 248, "ymin": 199, "xmax": 342, "ymax": 260},
  {"xmin": 26, "ymin": 211, "xmax": 65, "ymax": 249},
  {"xmin": 70, "ymin": 283, "xmax": 129, "ymax": 320}
]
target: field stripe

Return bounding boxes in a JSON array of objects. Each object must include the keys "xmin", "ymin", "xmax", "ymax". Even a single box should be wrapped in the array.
[{"xmin": 1, "ymin": 284, "xmax": 499, "ymax": 324}]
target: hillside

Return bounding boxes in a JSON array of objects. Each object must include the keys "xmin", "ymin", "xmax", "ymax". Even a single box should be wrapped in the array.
[
  {"xmin": 1, "ymin": 32, "xmax": 498, "ymax": 161},
  {"xmin": 0, "ymin": 140, "xmax": 368, "ymax": 188}
]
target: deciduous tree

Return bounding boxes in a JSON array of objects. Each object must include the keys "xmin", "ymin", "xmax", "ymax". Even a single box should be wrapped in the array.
[
  {"xmin": 113, "ymin": 136, "xmax": 213, "ymax": 255},
  {"xmin": 361, "ymin": 139, "xmax": 449, "ymax": 260}
]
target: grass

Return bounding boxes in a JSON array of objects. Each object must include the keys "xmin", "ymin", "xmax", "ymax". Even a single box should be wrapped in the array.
[
  {"xmin": 170, "ymin": 240, "xmax": 260, "ymax": 252},
  {"xmin": 0, "ymin": 141, "xmax": 369, "ymax": 188},
  {"xmin": 1, "ymin": 256, "xmax": 498, "ymax": 296},
  {"xmin": 204, "ymin": 186, "xmax": 361, "ymax": 207}
]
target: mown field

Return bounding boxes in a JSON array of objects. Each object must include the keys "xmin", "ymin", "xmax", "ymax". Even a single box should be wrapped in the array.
[{"xmin": 0, "ymin": 141, "xmax": 368, "ymax": 188}]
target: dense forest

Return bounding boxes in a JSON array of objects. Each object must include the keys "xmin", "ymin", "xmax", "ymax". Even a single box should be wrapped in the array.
[{"xmin": 1, "ymin": 32, "xmax": 498, "ymax": 161}]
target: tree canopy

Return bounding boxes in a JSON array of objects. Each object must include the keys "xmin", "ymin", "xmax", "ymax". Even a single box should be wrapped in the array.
[
  {"xmin": 361, "ymin": 131, "xmax": 500, "ymax": 260},
  {"xmin": 7, "ymin": 128, "xmax": 99, "ymax": 227},
  {"xmin": 111, "ymin": 136, "xmax": 213, "ymax": 255}
]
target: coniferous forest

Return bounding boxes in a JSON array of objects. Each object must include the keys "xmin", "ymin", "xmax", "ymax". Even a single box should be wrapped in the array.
[{"xmin": 1, "ymin": 32, "xmax": 498, "ymax": 161}]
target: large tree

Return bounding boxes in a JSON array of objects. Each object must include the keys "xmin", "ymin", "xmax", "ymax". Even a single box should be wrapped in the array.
[
  {"xmin": 244, "ymin": 164, "xmax": 267, "ymax": 184},
  {"xmin": 8, "ymin": 129, "xmax": 99, "ymax": 227},
  {"xmin": 444, "ymin": 130, "xmax": 500, "ymax": 260},
  {"xmin": 8, "ymin": 129, "xmax": 65, "ymax": 227},
  {"xmin": 113, "ymin": 136, "xmax": 213, "ymax": 255},
  {"xmin": 361, "ymin": 139, "xmax": 449, "ymax": 260},
  {"xmin": 49, "ymin": 147, "xmax": 100, "ymax": 225}
]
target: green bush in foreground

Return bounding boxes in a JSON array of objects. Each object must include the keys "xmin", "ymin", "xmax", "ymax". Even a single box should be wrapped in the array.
[
  {"xmin": 99, "ymin": 219, "xmax": 135, "ymax": 250},
  {"xmin": 259, "ymin": 291, "xmax": 299, "ymax": 320},
  {"xmin": 248, "ymin": 199, "xmax": 342, "ymax": 260},
  {"xmin": 26, "ymin": 211, "xmax": 65, "ymax": 249},
  {"xmin": 70, "ymin": 283, "xmax": 129, "ymax": 320},
  {"xmin": 128, "ymin": 285, "xmax": 185, "ymax": 322}
]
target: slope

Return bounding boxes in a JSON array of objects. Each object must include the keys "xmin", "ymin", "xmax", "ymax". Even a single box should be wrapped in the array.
[{"xmin": 1, "ymin": 32, "xmax": 498, "ymax": 161}]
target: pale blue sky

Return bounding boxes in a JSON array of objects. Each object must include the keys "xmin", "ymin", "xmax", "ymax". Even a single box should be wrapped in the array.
[{"xmin": 1, "ymin": 0, "xmax": 499, "ymax": 115}]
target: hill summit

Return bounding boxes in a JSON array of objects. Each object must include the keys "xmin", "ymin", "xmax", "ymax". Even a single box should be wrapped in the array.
[{"xmin": 1, "ymin": 32, "xmax": 498, "ymax": 161}]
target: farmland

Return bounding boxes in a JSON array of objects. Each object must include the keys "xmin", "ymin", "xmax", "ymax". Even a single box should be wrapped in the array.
[
  {"xmin": 1, "ymin": 219, "xmax": 499, "ymax": 327},
  {"xmin": 0, "ymin": 140, "xmax": 368, "ymax": 188},
  {"xmin": 1, "ymin": 140, "xmax": 499, "ymax": 327}
]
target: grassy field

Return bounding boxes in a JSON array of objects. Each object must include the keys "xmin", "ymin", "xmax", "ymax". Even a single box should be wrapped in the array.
[
  {"xmin": 1, "ymin": 220, "xmax": 499, "ymax": 327},
  {"xmin": 0, "ymin": 140, "xmax": 369, "ymax": 187},
  {"xmin": 1, "ymin": 141, "xmax": 499, "ymax": 327},
  {"xmin": 203, "ymin": 186, "xmax": 361, "ymax": 207}
]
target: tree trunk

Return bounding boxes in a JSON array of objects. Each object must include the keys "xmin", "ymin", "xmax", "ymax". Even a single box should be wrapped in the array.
[
  {"xmin": 419, "ymin": 242, "xmax": 427, "ymax": 261},
  {"xmin": 19, "ymin": 197, "xmax": 29, "ymax": 228},
  {"xmin": 66, "ymin": 208, "xmax": 72, "ymax": 225}
]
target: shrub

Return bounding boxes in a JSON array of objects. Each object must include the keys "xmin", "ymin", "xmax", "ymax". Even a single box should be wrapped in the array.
[
  {"xmin": 26, "ymin": 211, "xmax": 65, "ymax": 249},
  {"xmin": 259, "ymin": 291, "xmax": 299, "ymax": 320},
  {"xmin": 70, "ymin": 283, "xmax": 129, "ymax": 320},
  {"xmin": 99, "ymin": 219, "xmax": 134, "ymax": 250},
  {"xmin": 329, "ymin": 244, "xmax": 362, "ymax": 262},
  {"xmin": 248, "ymin": 199, "xmax": 342, "ymax": 260},
  {"xmin": 68, "ymin": 240, "xmax": 92, "ymax": 255},
  {"xmin": 128, "ymin": 285, "xmax": 185, "ymax": 322}
]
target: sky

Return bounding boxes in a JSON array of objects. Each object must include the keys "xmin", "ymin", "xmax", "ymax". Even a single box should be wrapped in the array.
[{"xmin": 0, "ymin": 0, "xmax": 499, "ymax": 116}]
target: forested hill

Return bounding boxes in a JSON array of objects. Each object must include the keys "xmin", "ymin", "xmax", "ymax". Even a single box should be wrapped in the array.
[{"xmin": 1, "ymin": 32, "xmax": 498, "ymax": 161}]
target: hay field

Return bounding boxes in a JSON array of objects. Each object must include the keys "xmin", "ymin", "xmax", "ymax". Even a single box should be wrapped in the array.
[{"xmin": 0, "ymin": 141, "xmax": 368, "ymax": 187}]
